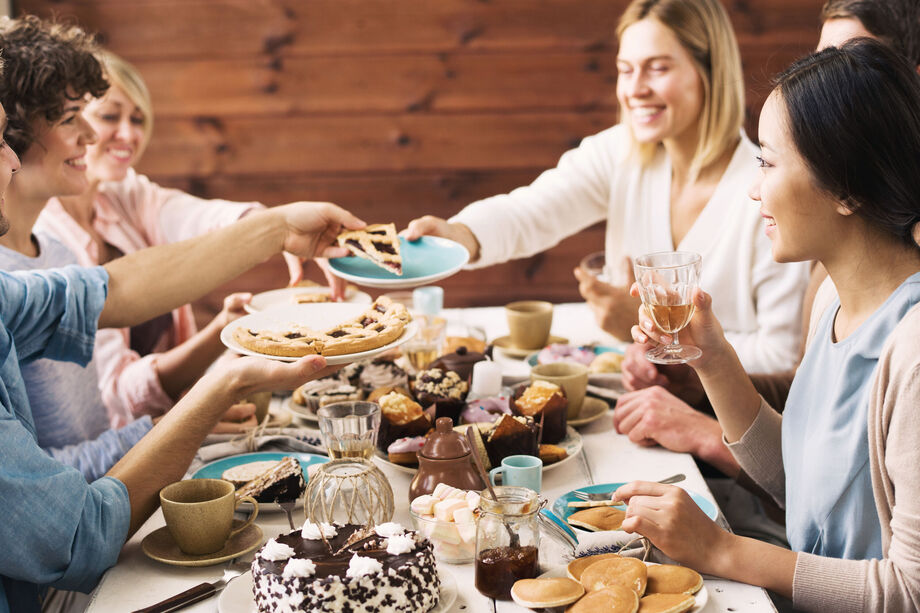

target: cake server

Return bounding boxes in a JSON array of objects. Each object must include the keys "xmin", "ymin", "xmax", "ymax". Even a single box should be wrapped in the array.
[{"xmin": 132, "ymin": 561, "xmax": 244, "ymax": 613}]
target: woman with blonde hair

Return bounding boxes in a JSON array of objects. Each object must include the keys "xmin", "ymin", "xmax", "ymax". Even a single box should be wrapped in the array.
[
  {"xmin": 36, "ymin": 50, "xmax": 316, "ymax": 429},
  {"xmin": 403, "ymin": 0, "xmax": 809, "ymax": 382}
]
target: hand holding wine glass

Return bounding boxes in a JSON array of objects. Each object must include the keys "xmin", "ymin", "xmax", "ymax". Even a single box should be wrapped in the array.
[{"xmin": 632, "ymin": 251, "xmax": 703, "ymax": 364}]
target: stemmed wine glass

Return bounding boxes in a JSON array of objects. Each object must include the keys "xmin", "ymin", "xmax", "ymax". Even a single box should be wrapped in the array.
[{"xmin": 633, "ymin": 251, "xmax": 702, "ymax": 364}]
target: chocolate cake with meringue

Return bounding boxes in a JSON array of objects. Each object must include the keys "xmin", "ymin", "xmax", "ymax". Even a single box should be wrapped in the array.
[{"xmin": 251, "ymin": 521, "xmax": 440, "ymax": 612}]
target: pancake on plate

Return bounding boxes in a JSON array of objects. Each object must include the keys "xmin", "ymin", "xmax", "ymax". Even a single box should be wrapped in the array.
[
  {"xmin": 510, "ymin": 577, "xmax": 584, "ymax": 608},
  {"xmin": 580, "ymin": 557, "xmax": 648, "ymax": 595},
  {"xmin": 566, "ymin": 552, "xmax": 622, "ymax": 581},
  {"xmin": 646, "ymin": 565, "xmax": 703, "ymax": 595},
  {"xmin": 637, "ymin": 592, "xmax": 695, "ymax": 613},
  {"xmin": 566, "ymin": 585, "xmax": 639, "ymax": 613},
  {"xmin": 568, "ymin": 506, "xmax": 626, "ymax": 531}
]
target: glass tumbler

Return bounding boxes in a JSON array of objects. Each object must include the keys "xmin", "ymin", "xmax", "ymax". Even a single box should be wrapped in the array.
[
  {"xmin": 474, "ymin": 486, "xmax": 542, "ymax": 600},
  {"xmin": 316, "ymin": 401, "xmax": 381, "ymax": 460}
]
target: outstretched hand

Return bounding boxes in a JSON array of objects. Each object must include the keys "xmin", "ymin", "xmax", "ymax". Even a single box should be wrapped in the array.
[
  {"xmin": 273, "ymin": 202, "xmax": 365, "ymax": 261},
  {"xmin": 401, "ymin": 215, "xmax": 481, "ymax": 261},
  {"xmin": 574, "ymin": 259, "xmax": 641, "ymax": 341}
]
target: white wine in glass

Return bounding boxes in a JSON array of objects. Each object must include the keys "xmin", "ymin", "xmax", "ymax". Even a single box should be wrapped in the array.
[{"xmin": 633, "ymin": 251, "xmax": 702, "ymax": 364}]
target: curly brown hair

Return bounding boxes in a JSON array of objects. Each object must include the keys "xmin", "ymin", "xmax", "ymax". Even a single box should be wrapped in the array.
[{"xmin": 0, "ymin": 15, "xmax": 109, "ymax": 156}]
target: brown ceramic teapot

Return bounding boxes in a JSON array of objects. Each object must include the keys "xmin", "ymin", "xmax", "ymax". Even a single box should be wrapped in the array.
[{"xmin": 409, "ymin": 417, "xmax": 485, "ymax": 501}]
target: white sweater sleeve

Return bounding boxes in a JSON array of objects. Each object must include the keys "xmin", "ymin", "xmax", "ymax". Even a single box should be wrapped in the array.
[{"xmin": 450, "ymin": 126, "xmax": 623, "ymax": 268}]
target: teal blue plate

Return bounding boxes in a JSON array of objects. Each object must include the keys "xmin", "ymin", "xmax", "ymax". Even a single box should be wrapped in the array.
[
  {"xmin": 526, "ymin": 345, "xmax": 625, "ymax": 368},
  {"xmin": 192, "ymin": 452, "xmax": 328, "ymax": 510},
  {"xmin": 328, "ymin": 236, "xmax": 469, "ymax": 289},
  {"xmin": 554, "ymin": 483, "xmax": 718, "ymax": 530}
]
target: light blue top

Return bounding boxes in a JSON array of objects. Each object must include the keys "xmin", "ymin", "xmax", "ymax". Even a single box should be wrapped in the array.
[
  {"xmin": 0, "ymin": 234, "xmax": 151, "ymax": 480},
  {"xmin": 0, "ymin": 265, "xmax": 130, "ymax": 613},
  {"xmin": 783, "ymin": 272, "xmax": 920, "ymax": 560}
]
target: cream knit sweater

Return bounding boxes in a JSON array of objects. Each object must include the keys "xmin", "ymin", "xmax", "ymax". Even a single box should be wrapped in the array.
[{"xmin": 729, "ymin": 278, "xmax": 920, "ymax": 611}]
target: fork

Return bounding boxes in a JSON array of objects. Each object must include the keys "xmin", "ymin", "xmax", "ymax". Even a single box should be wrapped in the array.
[
  {"xmin": 132, "ymin": 559, "xmax": 246, "ymax": 613},
  {"xmin": 572, "ymin": 473, "xmax": 686, "ymax": 502}
]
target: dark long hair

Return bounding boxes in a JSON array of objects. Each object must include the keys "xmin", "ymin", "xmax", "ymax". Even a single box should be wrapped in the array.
[
  {"xmin": 0, "ymin": 15, "xmax": 108, "ymax": 156},
  {"xmin": 821, "ymin": 0, "xmax": 920, "ymax": 67},
  {"xmin": 775, "ymin": 39, "xmax": 920, "ymax": 248}
]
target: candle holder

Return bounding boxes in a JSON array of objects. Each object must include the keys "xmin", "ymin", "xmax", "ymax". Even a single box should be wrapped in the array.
[{"xmin": 303, "ymin": 459, "xmax": 394, "ymax": 526}]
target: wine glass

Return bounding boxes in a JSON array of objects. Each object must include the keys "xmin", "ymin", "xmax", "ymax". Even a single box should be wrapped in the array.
[{"xmin": 633, "ymin": 251, "xmax": 702, "ymax": 364}]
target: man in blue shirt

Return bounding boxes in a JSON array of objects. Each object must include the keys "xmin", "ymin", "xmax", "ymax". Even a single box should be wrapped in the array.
[{"xmin": 0, "ymin": 95, "xmax": 364, "ymax": 610}]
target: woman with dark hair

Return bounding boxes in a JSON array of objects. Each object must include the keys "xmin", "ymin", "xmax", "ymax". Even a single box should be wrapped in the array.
[
  {"xmin": 819, "ymin": 0, "xmax": 920, "ymax": 69},
  {"xmin": 614, "ymin": 39, "xmax": 920, "ymax": 610}
]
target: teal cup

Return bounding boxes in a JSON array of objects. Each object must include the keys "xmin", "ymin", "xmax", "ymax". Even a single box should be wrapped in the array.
[{"xmin": 489, "ymin": 454, "xmax": 542, "ymax": 492}]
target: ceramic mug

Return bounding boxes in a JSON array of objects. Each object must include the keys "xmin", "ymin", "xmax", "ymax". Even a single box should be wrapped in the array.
[
  {"xmin": 530, "ymin": 362, "xmax": 589, "ymax": 419},
  {"xmin": 505, "ymin": 300, "xmax": 553, "ymax": 350},
  {"xmin": 160, "ymin": 478, "xmax": 259, "ymax": 555},
  {"xmin": 489, "ymin": 454, "xmax": 542, "ymax": 492}
]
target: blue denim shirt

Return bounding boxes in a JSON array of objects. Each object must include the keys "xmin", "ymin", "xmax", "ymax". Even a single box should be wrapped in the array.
[{"xmin": 0, "ymin": 266, "xmax": 131, "ymax": 613}]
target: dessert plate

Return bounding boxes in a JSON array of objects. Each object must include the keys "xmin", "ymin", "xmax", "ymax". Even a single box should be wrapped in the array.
[
  {"xmin": 526, "ymin": 344, "xmax": 625, "ymax": 369},
  {"xmin": 328, "ymin": 236, "xmax": 469, "ymax": 289},
  {"xmin": 142, "ymin": 520, "xmax": 263, "ymax": 568},
  {"xmin": 492, "ymin": 335, "xmax": 569, "ymax": 359},
  {"xmin": 218, "ymin": 565, "xmax": 458, "ymax": 613},
  {"xmin": 220, "ymin": 303, "xmax": 418, "ymax": 364},
  {"xmin": 192, "ymin": 452, "xmax": 328, "ymax": 512},
  {"xmin": 244, "ymin": 285, "xmax": 372, "ymax": 313},
  {"xmin": 538, "ymin": 564, "xmax": 709, "ymax": 613},
  {"xmin": 567, "ymin": 397, "xmax": 610, "ymax": 428},
  {"xmin": 282, "ymin": 395, "xmax": 319, "ymax": 424},
  {"xmin": 374, "ymin": 426, "xmax": 583, "ymax": 475},
  {"xmin": 553, "ymin": 483, "xmax": 718, "ymax": 529}
]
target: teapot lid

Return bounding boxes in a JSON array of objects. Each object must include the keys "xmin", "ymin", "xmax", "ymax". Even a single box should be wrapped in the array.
[{"xmin": 420, "ymin": 417, "xmax": 470, "ymax": 459}]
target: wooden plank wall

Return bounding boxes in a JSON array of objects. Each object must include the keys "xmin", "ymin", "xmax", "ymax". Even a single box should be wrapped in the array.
[{"xmin": 19, "ymin": 0, "xmax": 821, "ymax": 323}]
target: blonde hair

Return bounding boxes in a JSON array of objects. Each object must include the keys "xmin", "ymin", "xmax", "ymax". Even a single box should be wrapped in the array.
[
  {"xmin": 96, "ymin": 50, "xmax": 154, "ymax": 156},
  {"xmin": 616, "ymin": 0, "xmax": 744, "ymax": 181}
]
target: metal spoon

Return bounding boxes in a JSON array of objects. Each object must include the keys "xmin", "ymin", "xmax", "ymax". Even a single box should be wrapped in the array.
[{"xmin": 465, "ymin": 427, "xmax": 519, "ymax": 548}]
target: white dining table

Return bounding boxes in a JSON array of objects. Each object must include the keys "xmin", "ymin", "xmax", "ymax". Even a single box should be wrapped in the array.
[{"xmin": 86, "ymin": 303, "xmax": 777, "ymax": 613}]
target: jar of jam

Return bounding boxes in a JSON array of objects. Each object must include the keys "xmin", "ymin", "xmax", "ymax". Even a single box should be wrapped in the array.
[{"xmin": 474, "ymin": 486, "xmax": 542, "ymax": 600}]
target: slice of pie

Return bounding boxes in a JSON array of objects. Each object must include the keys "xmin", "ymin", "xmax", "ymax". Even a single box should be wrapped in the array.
[{"xmin": 337, "ymin": 223, "xmax": 403, "ymax": 275}]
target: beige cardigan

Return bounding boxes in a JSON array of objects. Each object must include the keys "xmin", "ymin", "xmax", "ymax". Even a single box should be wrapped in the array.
[{"xmin": 728, "ymin": 278, "xmax": 920, "ymax": 611}]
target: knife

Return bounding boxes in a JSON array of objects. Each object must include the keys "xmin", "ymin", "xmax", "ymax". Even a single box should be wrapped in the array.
[{"xmin": 132, "ymin": 565, "xmax": 243, "ymax": 613}]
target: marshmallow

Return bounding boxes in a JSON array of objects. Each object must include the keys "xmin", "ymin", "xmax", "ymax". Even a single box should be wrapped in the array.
[
  {"xmin": 465, "ymin": 490, "xmax": 481, "ymax": 510},
  {"xmin": 432, "ymin": 483, "xmax": 455, "ymax": 500},
  {"xmin": 410, "ymin": 494, "xmax": 436, "ymax": 516},
  {"xmin": 434, "ymin": 498, "xmax": 467, "ymax": 522}
]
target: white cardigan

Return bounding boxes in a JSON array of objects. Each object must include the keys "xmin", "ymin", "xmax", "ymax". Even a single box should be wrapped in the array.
[{"xmin": 451, "ymin": 125, "xmax": 810, "ymax": 374}]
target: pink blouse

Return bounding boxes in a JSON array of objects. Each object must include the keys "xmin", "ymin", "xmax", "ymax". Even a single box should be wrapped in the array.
[{"xmin": 37, "ymin": 168, "xmax": 262, "ymax": 428}]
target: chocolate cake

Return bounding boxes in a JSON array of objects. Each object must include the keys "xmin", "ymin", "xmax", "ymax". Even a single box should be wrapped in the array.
[
  {"xmin": 232, "ymin": 456, "xmax": 305, "ymax": 504},
  {"xmin": 251, "ymin": 522, "xmax": 440, "ymax": 612}
]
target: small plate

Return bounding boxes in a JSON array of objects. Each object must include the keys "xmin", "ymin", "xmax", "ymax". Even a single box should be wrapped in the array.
[
  {"xmin": 328, "ymin": 236, "xmax": 469, "ymax": 289},
  {"xmin": 567, "ymin": 397, "xmax": 610, "ymax": 427},
  {"xmin": 244, "ymin": 286, "xmax": 372, "ymax": 313},
  {"xmin": 282, "ymin": 395, "xmax": 318, "ymax": 424},
  {"xmin": 492, "ymin": 335, "xmax": 569, "ymax": 359},
  {"xmin": 218, "ymin": 565, "xmax": 458, "ymax": 613},
  {"xmin": 539, "ymin": 564, "xmax": 708, "ymax": 613},
  {"xmin": 141, "ymin": 520, "xmax": 263, "ymax": 567},
  {"xmin": 220, "ymin": 303, "xmax": 418, "ymax": 364},
  {"xmin": 526, "ymin": 344, "xmax": 625, "ymax": 368},
  {"xmin": 192, "ymin": 452, "xmax": 329, "ymax": 512},
  {"xmin": 553, "ymin": 483, "xmax": 719, "ymax": 529},
  {"xmin": 374, "ymin": 426, "xmax": 583, "ymax": 475}
]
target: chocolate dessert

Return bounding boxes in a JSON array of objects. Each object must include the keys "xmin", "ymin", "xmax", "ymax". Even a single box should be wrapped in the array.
[
  {"xmin": 251, "ymin": 522, "xmax": 439, "ymax": 612},
  {"xmin": 413, "ymin": 368, "xmax": 468, "ymax": 424},
  {"xmin": 233, "ymin": 456, "xmax": 305, "ymax": 504},
  {"xmin": 484, "ymin": 415, "xmax": 540, "ymax": 468},
  {"xmin": 511, "ymin": 380, "xmax": 568, "ymax": 444},
  {"xmin": 426, "ymin": 345, "xmax": 487, "ymax": 382}
]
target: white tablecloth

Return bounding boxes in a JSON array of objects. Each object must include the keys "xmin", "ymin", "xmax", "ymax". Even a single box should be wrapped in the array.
[{"xmin": 86, "ymin": 303, "xmax": 777, "ymax": 613}]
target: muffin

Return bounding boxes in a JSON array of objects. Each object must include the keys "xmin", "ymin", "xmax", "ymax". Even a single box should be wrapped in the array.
[
  {"xmin": 426, "ymin": 345, "xmax": 487, "ymax": 382},
  {"xmin": 357, "ymin": 358, "xmax": 408, "ymax": 393},
  {"xmin": 375, "ymin": 389, "xmax": 432, "ymax": 452},
  {"xmin": 292, "ymin": 376, "xmax": 362, "ymax": 412},
  {"xmin": 484, "ymin": 414, "xmax": 539, "ymax": 467},
  {"xmin": 412, "ymin": 368, "xmax": 469, "ymax": 425},
  {"xmin": 511, "ymin": 380, "xmax": 568, "ymax": 444}
]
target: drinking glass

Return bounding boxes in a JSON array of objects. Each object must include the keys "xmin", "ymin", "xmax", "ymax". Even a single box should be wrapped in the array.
[
  {"xmin": 402, "ymin": 314, "xmax": 446, "ymax": 373},
  {"xmin": 316, "ymin": 401, "xmax": 381, "ymax": 460},
  {"xmin": 633, "ymin": 251, "xmax": 702, "ymax": 364}
]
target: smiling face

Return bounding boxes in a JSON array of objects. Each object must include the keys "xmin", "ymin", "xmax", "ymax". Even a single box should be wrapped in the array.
[
  {"xmin": 84, "ymin": 84, "xmax": 147, "ymax": 182},
  {"xmin": 17, "ymin": 95, "xmax": 97, "ymax": 200},
  {"xmin": 0, "ymin": 104, "xmax": 23, "ymax": 235},
  {"xmin": 616, "ymin": 18, "xmax": 705, "ymax": 147},
  {"xmin": 749, "ymin": 92, "xmax": 847, "ymax": 263}
]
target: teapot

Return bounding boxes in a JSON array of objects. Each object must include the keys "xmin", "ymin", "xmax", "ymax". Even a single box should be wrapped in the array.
[{"xmin": 409, "ymin": 417, "xmax": 486, "ymax": 501}]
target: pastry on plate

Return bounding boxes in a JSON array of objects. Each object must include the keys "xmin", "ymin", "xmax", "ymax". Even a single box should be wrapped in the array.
[
  {"xmin": 565, "ymin": 553, "xmax": 623, "ymax": 582},
  {"xmin": 230, "ymin": 456, "xmax": 305, "ymax": 504},
  {"xmin": 646, "ymin": 565, "xmax": 703, "ymax": 595},
  {"xmin": 336, "ymin": 223, "xmax": 403, "ymax": 275},
  {"xmin": 375, "ymin": 389, "xmax": 432, "ymax": 452},
  {"xmin": 511, "ymin": 380, "xmax": 568, "ymax": 444},
  {"xmin": 484, "ymin": 414, "xmax": 539, "ymax": 467},
  {"xmin": 567, "ymin": 506, "xmax": 627, "ymax": 531},
  {"xmin": 412, "ymin": 368, "xmax": 468, "ymax": 424},
  {"xmin": 511, "ymin": 577, "xmax": 584, "ymax": 609},
  {"xmin": 637, "ymin": 593, "xmax": 695, "ymax": 613},
  {"xmin": 539, "ymin": 443, "xmax": 568, "ymax": 465},
  {"xmin": 565, "ymin": 585, "xmax": 639, "ymax": 613},
  {"xmin": 579, "ymin": 557, "xmax": 648, "ymax": 595}
]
